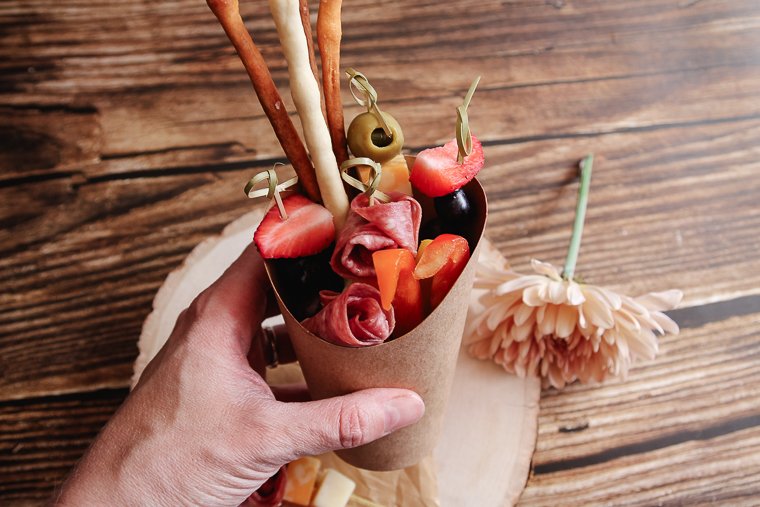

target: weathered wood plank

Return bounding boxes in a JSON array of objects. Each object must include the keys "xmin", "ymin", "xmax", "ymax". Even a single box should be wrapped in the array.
[
  {"xmin": 519, "ymin": 312, "xmax": 760, "ymax": 505},
  {"xmin": 0, "ymin": 389, "xmax": 126, "ymax": 505},
  {"xmin": 520, "ymin": 425, "xmax": 760, "ymax": 506},
  {"xmin": 481, "ymin": 117, "xmax": 760, "ymax": 304},
  {"xmin": 2, "ymin": 0, "xmax": 759, "ymax": 181},
  {"xmin": 530, "ymin": 312, "xmax": 760, "ymax": 466},
  {"xmin": 1, "ymin": 117, "xmax": 759, "ymax": 401},
  {"xmin": 518, "ymin": 312, "xmax": 760, "ymax": 505},
  {"xmin": 515, "ymin": 305, "xmax": 760, "ymax": 505}
]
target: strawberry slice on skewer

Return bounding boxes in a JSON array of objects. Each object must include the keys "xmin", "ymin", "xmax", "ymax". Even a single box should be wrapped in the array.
[
  {"xmin": 254, "ymin": 194, "xmax": 336, "ymax": 259},
  {"xmin": 409, "ymin": 136, "xmax": 484, "ymax": 198}
]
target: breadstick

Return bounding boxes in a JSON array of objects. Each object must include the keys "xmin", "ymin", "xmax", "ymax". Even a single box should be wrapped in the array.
[
  {"xmin": 206, "ymin": 0, "xmax": 322, "ymax": 203},
  {"xmin": 317, "ymin": 0, "xmax": 349, "ymax": 165},
  {"xmin": 270, "ymin": 0, "xmax": 350, "ymax": 229},
  {"xmin": 299, "ymin": 0, "xmax": 320, "ymax": 83}
]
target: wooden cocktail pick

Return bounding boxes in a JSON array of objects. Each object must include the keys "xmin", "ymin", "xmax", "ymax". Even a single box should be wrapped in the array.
[
  {"xmin": 340, "ymin": 157, "xmax": 391, "ymax": 204},
  {"xmin": 244, "ymin": 165, "xmax": 299, "ymax": 220}
]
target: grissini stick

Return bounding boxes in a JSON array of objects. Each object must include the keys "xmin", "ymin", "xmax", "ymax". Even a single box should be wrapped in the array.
[
  {"xmin": 299, "ymin": 0, "xmax": 320, "ymax": 83},
  {"xmin": 270, "ymin": 0, "xmax": 350, "ymax": 229},
  {"xmin": 317, "ymin": 0, "xmax": 349, "ymax": 165},
  {"xmin": 206, "ymin": 0, "xmax": 322, "ymax": 203}
]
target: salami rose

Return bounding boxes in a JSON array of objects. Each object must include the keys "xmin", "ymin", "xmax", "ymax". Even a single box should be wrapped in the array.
[
  {"xmin": 331, "ymin": 193, "xmax": 422, "ymax": 283},
  {"xmin": 302, "ymin": 283, "xmax": 395, "ymax": 347}
]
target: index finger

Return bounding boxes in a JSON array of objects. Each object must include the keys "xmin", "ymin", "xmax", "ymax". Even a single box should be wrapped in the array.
[{"xmin": 198, "ymin": 242, "xmax": 272, "ymax": 354}]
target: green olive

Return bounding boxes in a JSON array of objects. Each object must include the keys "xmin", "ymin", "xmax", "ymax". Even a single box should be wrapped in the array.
[{"xmin": 346, "ymin": 111, "xmax": 404, "ymax": 163}]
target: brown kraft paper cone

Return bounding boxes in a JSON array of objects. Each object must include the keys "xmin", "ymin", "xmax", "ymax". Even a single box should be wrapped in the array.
[{"xmin": 265, "ymin": 178, "xmax": 488, "ymax": 471}]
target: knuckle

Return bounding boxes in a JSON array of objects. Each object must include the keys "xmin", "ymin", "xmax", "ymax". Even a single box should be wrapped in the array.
[
  {"xmin": 179, "ymin": 294, "xmax": 208, "ymax": 327},
  {"xmin": 173, "ymin": 300, "xmax": 209, "ymax": 344},
  {"xmin": 338, "ymin": 401, "xmax": 372, "ymax": 449},
  {"xmin": 178, "ymin": 291, "xmax": 241, "ymax": 344},
  {"xmin": 192, "ymin": 288, "xmax": 249, "ymax": 337},
  {"xmin": 191, "ymin": 290, "xmax": 213, "ymax": 318}
]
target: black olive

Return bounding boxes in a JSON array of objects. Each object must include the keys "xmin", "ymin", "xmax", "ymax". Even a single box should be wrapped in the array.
[
  {"xmin": 419, "ymin": 218, "xmax": 443, "ymax": 241},
  {"xmin": 434, "ymin": 189, "xmax": 473, "ymax": 232},
  {"xmin": 271, "ymin": 245, "xmax": 343, "ymax": 320}
]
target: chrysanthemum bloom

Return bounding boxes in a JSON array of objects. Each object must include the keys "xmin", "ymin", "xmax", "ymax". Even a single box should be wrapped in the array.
[
  {"xmin": 466, "ymin": 155, "xmax": 682, "ymax": 389},
  {"xmin": 466, "ymin": 259, "xmax": 682, "ymax": 389}
]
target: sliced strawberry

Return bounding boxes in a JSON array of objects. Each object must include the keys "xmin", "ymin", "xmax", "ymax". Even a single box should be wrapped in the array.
[
  {"xmin": 254, "ymin": 194, "xmax": 335, "ymax": 259},
  {"xmin": 409, "ymin": 136, "xmax": 484, "ymax": 197}
]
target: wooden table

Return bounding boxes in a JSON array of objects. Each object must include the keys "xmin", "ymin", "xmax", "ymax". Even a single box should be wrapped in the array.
[{"xmin": 2, "ymin": 0, "xmax": 759, "ymax": 504}]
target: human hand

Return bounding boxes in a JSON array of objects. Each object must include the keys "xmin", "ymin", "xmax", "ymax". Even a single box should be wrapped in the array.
[{"xmin": 57, "ymin": 244, "xmax": 425, "ymax": 506}]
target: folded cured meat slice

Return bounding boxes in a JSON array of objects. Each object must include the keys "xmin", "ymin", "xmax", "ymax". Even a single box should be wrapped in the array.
[
  {"xmin": 331, "ymin": 193, "xmax": 422, "ymax": 283},
  {"xmin": 302, "ymin": 283, "xmax": 395, "ymax": 347}
]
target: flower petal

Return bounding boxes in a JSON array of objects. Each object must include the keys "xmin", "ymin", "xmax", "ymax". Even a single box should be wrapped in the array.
[
  {"xmin": 626, "ymin": 329, "xmax": 658, "ymax": 360},
  {"xmin": 636, "ymin": 289, "xmax": 683, "ymax": 312},
  {"xmin": 486, "ymin": 298, "xmax": 519, "ymax": 330},
  {"xmin": 555, "ymin": 304, "xmax": 578, "ymax": 338},
  {"xmin": 582, "ymin": 294, "xmax": 615, "ymax": 329},
  {"xmin": 566, "ymin": 282, "xmax": 586, "ymax": 306},
  {"xmin": 548, "ymin": 280, "xmax": 569, "ymax": 304},
  {"xmin": 652, "ymin": 311, "xmax": 680, "ymax": 335},
  {"xmin": 511, "ymin": 320, "xmax": 534, "ymax": 342},
  {"xmin": 578, "ymin": 304, "xmax": 588, "ymax": 329},
  {"xmin": 468, "ymin": 340, "xmax": 491, "ymax": 359},
  {"xmin": 522, "ymin": 285, "xmax": 546, "ymax": 307},
  {"xmin": 622, "ymin": 296, "xmax": 650, "ymax": 317},
  {"xmin": 536, "ymin": 304, "xmax": 547, "ymax": 322},
  {"xmin": 538, "ymin": 304, "xmax": 558, "ymax": 336},
  {"xmin": 475, "ymin": 264, "xmax": 514, "ymax": 289},
  {"xmin": 584, "ymin": 285, "xmax": 622, "ymax": 311},
  {"xmin": 518, "ymin": 338, "xmax": 534, "ymax": 360},
  {"xmin": 615, "ymin": 308, "xmax": 642, "ymax": 334},
  {"xmin": 616, "ymin": 335, "xmax": 630, "ymax": 361},
  {"xmin": 494, "ymin": 276, "xmax": 543, "ymax": 296},
  {"xmin": 531, "ymin": 259, "xmax": 561, "ymax": 280},
  {"xmin": 491, "ymin": 325, "xmax": 508, "ymax": 355},
  {"xmin": 513, "ymin": 304, "xmax": 535, "ymax": 326}
]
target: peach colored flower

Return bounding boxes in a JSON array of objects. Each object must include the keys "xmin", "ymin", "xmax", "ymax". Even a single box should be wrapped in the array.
[{"xmin": 466, "ymin": 259, "xmax": 682, "ymax": 389}]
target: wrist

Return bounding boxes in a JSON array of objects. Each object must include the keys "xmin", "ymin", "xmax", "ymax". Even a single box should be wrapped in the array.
[{"xmin": 57, "ymin": 401, "xmax": 183, "ymax": 506}]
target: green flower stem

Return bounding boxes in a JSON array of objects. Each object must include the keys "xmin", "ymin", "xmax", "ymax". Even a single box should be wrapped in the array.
[{"xmin": 562, "ymin": 154, "xmax": 594, "ymax": 281}]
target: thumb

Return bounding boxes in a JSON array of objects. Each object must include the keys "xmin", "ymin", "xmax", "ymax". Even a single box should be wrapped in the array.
[{"xmin": 276, "ymin": 388, "xmax": 425, "ymax": 461}]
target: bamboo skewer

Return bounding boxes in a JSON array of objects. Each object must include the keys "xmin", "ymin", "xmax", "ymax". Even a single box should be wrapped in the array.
[
  {"xmin": 270, "ymin": 0, "xmax": 350, "ymax": 229},
  {"xmin": 317, "ymin": 0, "xmax": 349, "ymax": 165},
  {"xmin": 206, "ymin": 0, "xmax": 322, "ymax": 204}
]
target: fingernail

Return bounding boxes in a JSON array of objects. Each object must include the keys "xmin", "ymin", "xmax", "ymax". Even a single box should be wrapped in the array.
[{"xmin": 383, "ymin": 394, "xmax": 425, "ymax": 435}]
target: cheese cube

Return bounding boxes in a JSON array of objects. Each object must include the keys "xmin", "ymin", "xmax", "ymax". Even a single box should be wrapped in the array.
[
  {"xmin": 283, "ymin": 457, "xmax": 321, "ymax": 506},
  {"xmin": 311, "ymin": 469, "xmax": 356, "ymax": 507},
  {"xmin": 359, "ymin": 153, "xmax": 414, "ymax": 196}
]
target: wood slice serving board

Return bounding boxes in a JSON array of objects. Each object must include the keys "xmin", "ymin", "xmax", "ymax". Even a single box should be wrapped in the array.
[{"xmin": 133, "ymin": 207, "xmax": 540, "ymax": 507}]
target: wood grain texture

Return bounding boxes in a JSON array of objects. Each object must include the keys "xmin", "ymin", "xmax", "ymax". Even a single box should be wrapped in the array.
[
  {"xmin": 3, "ymin": 0, "xmax": 760, "ymax": 180},
  {"xmin": 2, "ymin": 0, "xmax": 760, "ymax": 504},
  {"xmin": 0, "ymin": 389, "xmax": 127, "ymax": 505},
  {"xmin": 519, "ymin": 313, "xmax": 760, "ymax": 505}
]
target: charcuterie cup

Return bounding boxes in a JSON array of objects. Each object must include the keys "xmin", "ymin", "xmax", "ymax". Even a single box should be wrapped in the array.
[{"xmin": 265, "ymin": 178, "xmax": 487, "ymax": 471}]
